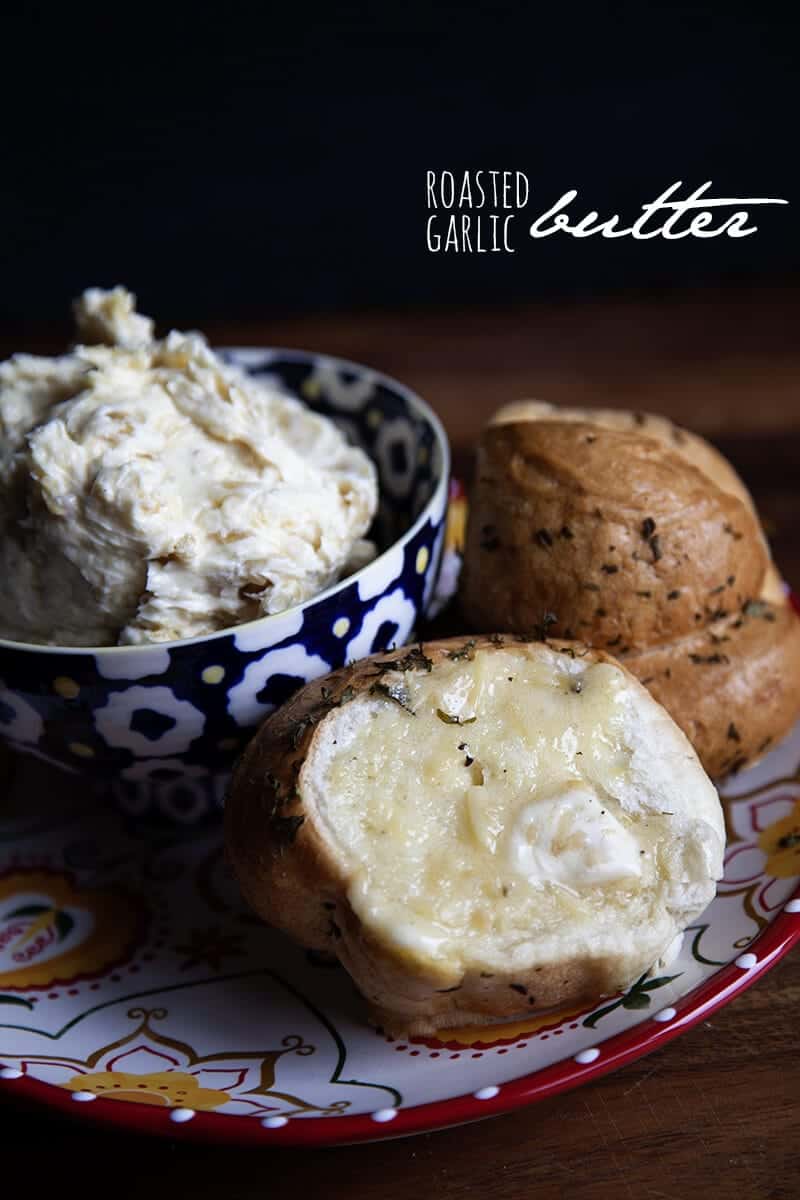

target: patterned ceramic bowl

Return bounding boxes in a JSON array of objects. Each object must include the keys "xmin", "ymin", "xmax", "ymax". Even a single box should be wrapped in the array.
[{"xmin": 0, "ymin": 349, "xmax": 450, "ymax": 819}]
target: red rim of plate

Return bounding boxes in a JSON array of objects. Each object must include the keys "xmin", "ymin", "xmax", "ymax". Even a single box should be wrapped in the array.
[{"xmin": 1, "ymin": 883, "xmax": 798, "ymax": 1146}]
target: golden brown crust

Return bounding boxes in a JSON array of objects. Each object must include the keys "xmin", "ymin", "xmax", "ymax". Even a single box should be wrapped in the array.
[
  {"xmin": 461, "ymin": 420, "xmax": 767, "ymax": 651},
  {"xmin": 225, "ymin": 635, "xmax": 660, "ymax": 1036},
  {"xmin": 623, "ymin": 598, "xmax": 800, "ymax": 779},
  {"xmin": 461, "ymin": 405, "xmax": 798, "ymax": 777}
]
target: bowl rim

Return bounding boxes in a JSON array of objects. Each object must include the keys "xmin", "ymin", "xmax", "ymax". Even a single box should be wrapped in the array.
[{"xmin": 0, "ymin": 346, "xmax": 451, "ymax": 658}]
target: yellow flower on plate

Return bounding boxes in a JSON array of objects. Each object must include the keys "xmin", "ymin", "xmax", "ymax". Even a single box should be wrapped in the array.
[
  {"xmin": 757, "ymin": 800, "xmax": 800, "ymax": 878},
  {"xmin": 63, "ymin": 1070, "xmax": 229, "ymax": 1109},
  {"xmin": 445, "ymin": 493, "xmax": 467, "ymax": 555}
]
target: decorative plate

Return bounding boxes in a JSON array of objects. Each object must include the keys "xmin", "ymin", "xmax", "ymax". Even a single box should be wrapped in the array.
[{"xmin": 1, "ymin": 714, "xmax": 798, "ymax": 1145}]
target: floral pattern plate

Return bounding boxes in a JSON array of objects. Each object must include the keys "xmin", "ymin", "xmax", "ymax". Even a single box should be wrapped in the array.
[{"xmin": 0, "ymin": 718, "xmax": 798, "ymax": 1145}]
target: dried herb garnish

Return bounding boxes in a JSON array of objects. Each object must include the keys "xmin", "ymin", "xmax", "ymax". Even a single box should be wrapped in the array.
[
  {"xmin": 377, "ymin": 644, "xmax": 433, "ymax": 674},
  {"xmin": 641, "ymin": 517, "xmax": 656, "ymax": 539},
  {"xmin": 271, "ymin": 814, "xmax": 305, "ymax": 846},
  {"xmin": 447, "ymin": 639, "xmax": 477, "ymax": 662},
  {"xmin": 601, "ymin": 563, "xmax": 619, "ymax": 574},
  {"xmin": 533, "ymin": 611, "xmax": 558, "ymax": 641},
  {"xmin": 480, "ymin": 524, "xmax": 501, "ymax": 551},
  {"xmin": 488, "ymin": 632, "xmax": 505, "ymax": 646},
  {"xmin": 290, "ymin": 713, "xmax": 321, "ymax": 749},
  {"xmin": 689, "ymin": 652, "xmax": 730, "ymax": 665},
  {"xmin": 509, "ymin": 983, "xmax": 527, "ymax": 995},
  {"xmin": 535, "ymin": 528, "xmax": 553, "ymax": 548},
  {"xmin": 727, "ymin": 723, "xmax": 741, "ymax": 742},
  {"xmin": 338, "ymin": 685, "xmax": 356, "ymax": 705},
  {"xmin": 636, "ymin": 590, "xmax": 652, "ymax": 599},
  {"xmin": 667, "ymin": 590, "xmax": 681, "ymax": 600},
  {"xmin": 560, "ymin": 525, "xmax": 574, "ymax": 540},
  {"xmin": 649, "ymin": 534, "xmax": 662, "ymax": 563},
  {"xmin": 436, "ymin": 708, "xmax": 476, "ymax": 726},
  {"xmin": 709, "ymin": 583, "xmax": 726, "ymax": 596},
  {"xmin": 723, "ymin": 523, "xmax": 743, "ymax": 540},
  {"xmin": 743, "ymin": 600, "xmax": 776, "ymax": 621},
  {"xmin": 777, "ymin": 832, "xmax": 800, "ymax": 850},
  {"xmin": 370, "ymin": 680, "xmax": 416, "ymax": 714},
  {"xmin": 582, "ymin": 582, "xmax": 600, "ymax": 592}
]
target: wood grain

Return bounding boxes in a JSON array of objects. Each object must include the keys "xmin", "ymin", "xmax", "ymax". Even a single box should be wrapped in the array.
[{"xmin": 0, "ymin": 286, "xmax": 798, "ymax": 1197}]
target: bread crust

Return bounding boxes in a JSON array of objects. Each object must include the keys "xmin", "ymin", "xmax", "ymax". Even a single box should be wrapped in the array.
[
  {"xmin": 461, "ymin": 420, "xmax": 767, "ymax": 650},
  {"xmin": 225, "ymin": 635, "xmax": 719, "ymax": 1036},
  {"xmin": 460, "ymin": 407, "xmax": 798, "ymax": 776},
  {"xmin": 623, "ymin": 598, "xmax": 800, "ymax": 778}
]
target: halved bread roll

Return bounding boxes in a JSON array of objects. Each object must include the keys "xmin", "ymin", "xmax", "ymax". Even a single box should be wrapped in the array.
[{"xmin": 226, "ymin": 636, "xmax": 724, "ymax": 1036}]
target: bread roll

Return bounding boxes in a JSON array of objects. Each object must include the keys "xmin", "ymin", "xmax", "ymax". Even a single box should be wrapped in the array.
[
  {"xmin": 226, "ymin": 636, "xmax": 724, "ymax": 1035},
  {"xmin": 461, "ymin": 402, "xmax": 799, "ymax": 776}
]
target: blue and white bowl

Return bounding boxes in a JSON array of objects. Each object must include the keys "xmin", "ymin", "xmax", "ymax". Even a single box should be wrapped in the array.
[{"xmin": 0, "ymin": 349, "xmax": 450, "ymax": 820}]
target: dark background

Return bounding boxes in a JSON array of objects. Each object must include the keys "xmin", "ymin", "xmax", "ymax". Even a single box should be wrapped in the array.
[{"xmin": 0, "ymin": 3, "xmax": 796, "ymax": 329}]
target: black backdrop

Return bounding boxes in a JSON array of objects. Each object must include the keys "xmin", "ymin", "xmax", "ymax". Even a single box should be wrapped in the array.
[{"xmin": 1, "ymin": 3, "xmax": 797, "ymax": 325}]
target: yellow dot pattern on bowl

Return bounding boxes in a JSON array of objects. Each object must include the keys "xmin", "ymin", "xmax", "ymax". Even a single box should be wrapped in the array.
[
  {"xmin": 201, "ymin": 665, "xmax": 225, "ymax": 685},
  {"xmin": 53, "ymin": 676, "xmax": 80, "ymax": 699},
  {"xmin": 366, "ymin": 409, "xmax": 382, "ymax": 429},
  {"xmin": 332, "ymin": 617, "xmax": 350, "ymax": 638},
  {"xmin": 68, "ymin": 742, "xmax": 94, "ymax": 758},
  {"xmin": 302, "ymin": 377, "xmax": 321, "ymax": 400},
  {"xmin": 416, "ymin": 546, "xmax": 430, "ymax": 574}
]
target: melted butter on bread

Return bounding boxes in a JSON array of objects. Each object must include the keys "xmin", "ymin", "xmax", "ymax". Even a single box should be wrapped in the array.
[{"xmin": 300, "ymin": 646, "xmax": 724, "ymax": 977}]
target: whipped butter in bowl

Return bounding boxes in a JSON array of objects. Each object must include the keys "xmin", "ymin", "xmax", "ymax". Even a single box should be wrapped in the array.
[{"xmin": 0, "ymin": 288, "xmax": 378, "ymax": 647}]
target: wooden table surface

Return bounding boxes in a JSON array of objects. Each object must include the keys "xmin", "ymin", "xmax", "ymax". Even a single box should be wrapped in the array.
[{"xmin": 2, "ymin": 284, "xmax": 799, "ymax": 1198}]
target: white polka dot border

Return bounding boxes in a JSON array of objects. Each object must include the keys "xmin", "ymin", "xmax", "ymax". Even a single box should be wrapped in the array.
[
  {"xmin": 473, "ymin": 1085, "xmax": 500, "ymax": 1101},
  {"xmin": 574, "ymin": 1048, "xmax": 600, "ymax": 1065},
  {"xmin": 735, "ymin": 953, "xmax": 758, "ymax": 970},
  {"xmin": 71, "ymin": 1090, "xmax": 97, "ymax": 1103},
  {"xmin": 653, "ymin": 1007, "xmax": 677, "ymax": 1023},
  {"xmin": 370, "ymin": 1107, "xmax": 398, "ymax": 1123},
  {"xmin": 0, "ymin": 1067, "xmax": 23, "ymax": 1080},
  {"xmin": 785, "ymin": 898, "xmax": 800, "ymax": 914},
  {"xmin": 261, "ymin": 1115, "xmax": 289, "ymax": 1129},
  {"xmin": 169, "ymin": 1107, "xmax": 196, "ymax": 1124}
]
